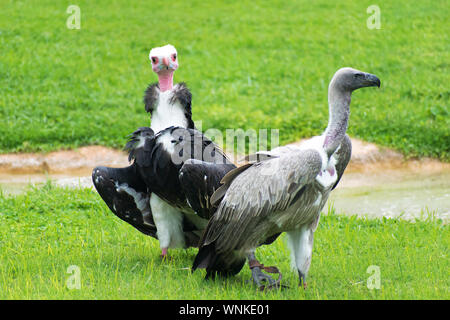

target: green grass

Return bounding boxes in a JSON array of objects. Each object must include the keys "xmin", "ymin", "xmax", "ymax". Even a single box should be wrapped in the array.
[
  {"xmin": 0, "ymin": 184, "xmax": 448, "ymax": 299},
  {"xmin": 0, "ymin": 0, "xmax": 448, "ymax": 159}
]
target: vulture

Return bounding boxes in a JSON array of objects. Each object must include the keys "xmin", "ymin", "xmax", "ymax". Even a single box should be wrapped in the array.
[
  {"xmin": 144, "ymin": 44, "xmax": 194, "ymax": 132},
  {"xmin": 92, "ymin": 44, "xmax": 236, "ymax": 257},
  {"xmin": 192, "ymin": 68, "xmax": 380, "ymax": 289},
  {"xmin": 125, "ymin": 126, "xmax": 235, "ymax": 255}
]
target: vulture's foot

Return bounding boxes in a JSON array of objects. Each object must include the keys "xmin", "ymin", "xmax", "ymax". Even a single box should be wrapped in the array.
[
  {"xmin": 248, "ymin": 261, "xmax": 283, "ymax": 291},
  {"xmin": 298, "ymin": 271, "xmax": 307, "ymax": 289},
  {"xmin": 251, "ymin": 266, "xmax": 279, "ymax": 290},
  {"xmin": 160, "ymin": 248, "xmax": 171, "ymax": 261}
]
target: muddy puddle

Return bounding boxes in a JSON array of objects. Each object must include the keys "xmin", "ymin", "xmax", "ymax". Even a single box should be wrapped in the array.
[
  {"xmin": 0, "ymin": 140, "xmax": 449, "ymax": 222},
  {"xmin": 327, "ymin": 168, "xmax": 449, "ymax": 221}
]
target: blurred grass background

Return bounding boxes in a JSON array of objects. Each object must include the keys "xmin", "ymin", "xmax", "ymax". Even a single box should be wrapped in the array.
[{"xmin": 0, "ymin": 0, "xmax": 448, "ymax": 159}]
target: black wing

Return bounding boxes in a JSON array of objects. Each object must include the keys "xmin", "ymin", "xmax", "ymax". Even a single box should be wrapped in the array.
[
  {"xmin": 124, "ymin": 127, "xmax": 156, "ymax": 166},
  {"xmin": 179, "ymin": 159, "xmax": 236, "ymax": 220},
  {"xmin": 92, "ymin": 164, "xmax": 156, "ymax": 238},
  {"xmin": 127, "ymin": 126, "xmax": 235, "ymax": 213}
]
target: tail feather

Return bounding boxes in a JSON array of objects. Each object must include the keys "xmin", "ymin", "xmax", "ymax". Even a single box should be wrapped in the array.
[{"xmin": 192, "ymin": 242, "xmax": 246, "ymax": 279}]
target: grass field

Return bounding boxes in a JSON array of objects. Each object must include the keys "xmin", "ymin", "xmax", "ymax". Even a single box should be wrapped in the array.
[
  {"xmin": 0, "ymin": 184, "xmax": 448, "ymax": 299},
  {"xmin": 0, "ymin": 0, "xmax": 448, "ymax": 301},
  {"xmin": 0, "ymin": 0, "xmax": 448, "ymax": 159}
]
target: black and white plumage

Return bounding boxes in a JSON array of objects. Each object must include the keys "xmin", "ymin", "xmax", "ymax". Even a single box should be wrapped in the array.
[
  {"xmin": 192, "ymin": 68, "xmax": 380, "ymax": 289},
  {"xmin": 93, "ymin": 44, "xmax": 235, "ymax": 256},
  {"xmin": 92, "ymin": 164, "xmax": 156, "ymax": 237},
  {"xmin": 93, "ymin": 81, "xmax": 197, "ymax": 248},
  {"xmin": 144, "ymin": 82, "xmax": 195, "ymax": 132},
  {"xmin": 129, "ymin": 126, "xmax": 235, "ymax": 249},
  {"xmin": 93, "ymin": 125, "xmax": 236, "ymax": 253}
]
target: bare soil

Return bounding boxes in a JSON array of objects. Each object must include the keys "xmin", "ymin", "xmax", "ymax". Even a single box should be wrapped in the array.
[{"xmin": 0, "ymin": 138, "xmax": 448, "ymax": 175}]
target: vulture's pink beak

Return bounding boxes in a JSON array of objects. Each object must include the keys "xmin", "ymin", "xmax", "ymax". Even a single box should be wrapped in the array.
[{"xmin": 162, "ymin": 57, "xmax": 169, "ymax": 67}]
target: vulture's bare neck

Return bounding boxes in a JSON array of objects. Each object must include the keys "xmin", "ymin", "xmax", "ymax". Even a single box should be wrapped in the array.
[
  {"xmin": 323, "ymin": 81, "xmax": 351, "ymax": 158},
  {"xmin": 158, "ymin": 71, "xmax": 174, "ymax": 92}
]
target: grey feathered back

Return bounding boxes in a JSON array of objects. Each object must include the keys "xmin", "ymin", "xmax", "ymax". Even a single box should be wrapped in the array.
[{"xmin": 203, "ymin": 149, "xmax": 323, "ymax": 252}]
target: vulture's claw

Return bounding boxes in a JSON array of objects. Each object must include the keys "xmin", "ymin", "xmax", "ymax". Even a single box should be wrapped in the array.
[
  {"xmin": 249, "ymin": 265, "xmax": 285, "ymax": 291},
  {"xmin": 159, "ymin": 248, "xmax": 173, "ymax": 261}
]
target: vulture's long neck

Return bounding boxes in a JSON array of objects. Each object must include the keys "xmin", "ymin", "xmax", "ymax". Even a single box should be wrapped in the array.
[{"xmin": 323, "ymin": 79, "xmax": 351, "ymax": 158}]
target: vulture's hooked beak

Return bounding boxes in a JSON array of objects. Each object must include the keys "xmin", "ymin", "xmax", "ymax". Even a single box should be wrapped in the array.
[
  {"xmin": 162, "ymin": 57, "xmax": 170, "ymax": 69},
  {"xmin": 365, "ymin": 73, "xmax": 381, "ymax": 88}
]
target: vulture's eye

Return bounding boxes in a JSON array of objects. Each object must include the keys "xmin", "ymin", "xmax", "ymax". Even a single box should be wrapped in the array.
[
  {"xmin": 172, "ymin": 54, "xmax": 177, "ymax": 61},
  {"xmin": 151, "ymin": 57, "xmax": 158, "ymax": 64}
]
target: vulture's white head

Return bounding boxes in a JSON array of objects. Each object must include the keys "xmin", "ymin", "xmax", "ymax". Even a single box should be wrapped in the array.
[
  {"xmin": 149, "ymin": 44, "xmax": 178, "ymax": 92},
  {"xmin": 149, "ymin": 44, "xmax": 178, "ymax": 74}
]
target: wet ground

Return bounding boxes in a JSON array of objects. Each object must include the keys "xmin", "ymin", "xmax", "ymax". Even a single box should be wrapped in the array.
[
  {"xmin": 328, "ymin": 168, "xmax": 449, "ymax": 221},
  {"xmin": 0, "ymin": 141, "xmax": 449, "ymax": 222}
]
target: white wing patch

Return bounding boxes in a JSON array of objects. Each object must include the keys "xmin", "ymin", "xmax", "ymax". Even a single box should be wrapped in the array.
[
  {"xmin": 296, "ymin": 135, "xmax": 328, "ymax": 171},
  {"xmin": 157, "ymin": 131, "xmax": 176, "ymax": 154},
  {"xmin": 315, "ymin": 164, "xmax": 338, "ymax": 189},
  {"xmin": 134, "ymin": 134, "xmax": 146, "ymax": 150},
  {"xmin": 115, "ymin": 182, "xmax": 153, "ymax": 226},
  {"xmin": 294, "ymin": 135, "xmax": 338, "ymax": 189}
]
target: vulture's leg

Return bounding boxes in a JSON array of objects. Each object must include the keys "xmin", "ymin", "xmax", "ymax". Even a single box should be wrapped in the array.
[
  {"xmin": 150, "ymin": 194, "xmax": 185, "ymax": 259},
  {"xmin": 247, "ymin": 251, "xmax": 282, "ymax": 290},
  {"xmin": 286, "ymin": 226, "xmax": 314, "ymax": 289},
  {"xmin": 92, "ymin": 165, "xmax": 157, "ymax": 238}
]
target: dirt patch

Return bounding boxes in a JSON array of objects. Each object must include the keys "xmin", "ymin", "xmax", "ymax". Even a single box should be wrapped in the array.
[
  {"xmin": 0, "ymin": 146, "xmax": 129, "ymax": 175},
  {"xmin": 0, "ymin": 138, "xmax": 448, "ymax": 175},
  {"xmin": 288, "ymin": 138, "xmax": 450, "ymax": 174}
]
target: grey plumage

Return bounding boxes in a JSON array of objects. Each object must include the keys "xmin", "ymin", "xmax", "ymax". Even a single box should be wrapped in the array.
[
  {"xmin": 193, "ymin": 67, "xmax": 380, "ymax": 287},
  {"xmin": 332, "ymin": 134, "xmax": 352, "ymax": 190},
  {"xmin": 203, "ymin": 149, "xmax": 324, "ymax": 249}
]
